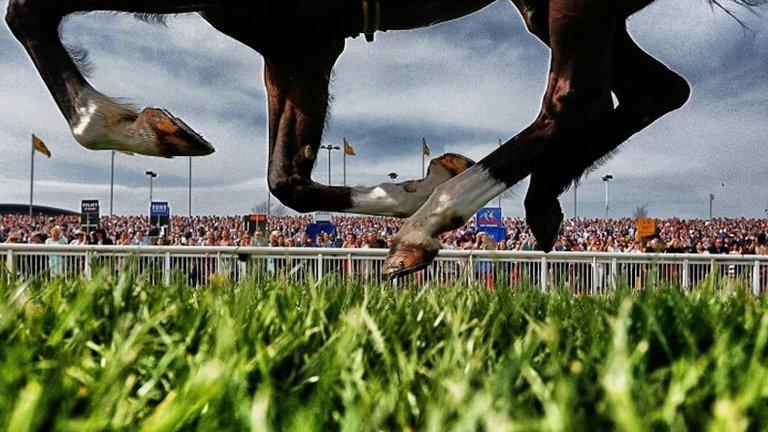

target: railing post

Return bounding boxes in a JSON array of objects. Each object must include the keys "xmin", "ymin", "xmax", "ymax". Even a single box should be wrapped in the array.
[
  {"xmin": 682, "ymin": 259, "xmax": 690, "ymax": 290},
  {"xmin": 84, "ymin": 250, "xmax": 93, "ymax": 280},
  {"xmin": 467, "ymin": 253, "xmax": 474, "ymax": 285},
  {"xmin": 611, "ymin": 258, "xmax": 618, "ymax": 291},
  {"xmin": 540, "ymin": 257, "xmax": 548, "ymax": 293},
  {"xmin": 753, "ymin": 260, "xmax": 761, "ymax": 296},
  {"xmin": 317, "ymin": 253, "xmax": 324, "ymax": 280},
  {"xmin": 5, "ymin": 249, "xmax": 14, "ymax": 282},
  {"xmin": 591, "ymin": 257, "xmax": 598, "ymax": 294},
  {"xmin": 347, "ymin": 253, "xmax": 353, "ymax": 279},
  {"xmin": 164, "ymin": 252, "xmax": 171, "ymax": 286}
]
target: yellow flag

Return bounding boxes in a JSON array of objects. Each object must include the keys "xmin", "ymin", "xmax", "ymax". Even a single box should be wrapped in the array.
[
  {"xmin": 343, "ymin": 137, "xmax": 356, "ymax": 156},
  {"xmin": 32, "ymin": 134, "xmax": 51, "ymax": 158},
  {"xmin": 422, "ymin": 137, "xmax": 431, "ymax": 157}
]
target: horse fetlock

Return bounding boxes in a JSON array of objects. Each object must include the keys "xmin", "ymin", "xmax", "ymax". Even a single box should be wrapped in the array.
[
  {"xmin": 346, "ymin": 153, "xmax": 475, "ymax": 217},
  {"xmin": 268, "ymin": 176, "xmax": 313, "ymax": 213}
]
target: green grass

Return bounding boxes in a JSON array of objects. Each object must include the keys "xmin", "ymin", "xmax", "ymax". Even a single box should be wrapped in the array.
[{"xmin": 1, "ymin": 269, "xmax": 768, "ymax": 431}]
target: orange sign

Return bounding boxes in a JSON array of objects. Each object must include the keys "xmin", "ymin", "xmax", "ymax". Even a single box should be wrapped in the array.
[{"xmin": 636, "ymin": 218, "xmax": 656, "ymax": 238}]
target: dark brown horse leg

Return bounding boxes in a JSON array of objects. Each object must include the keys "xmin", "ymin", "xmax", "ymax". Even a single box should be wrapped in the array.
[
  {"xmin": 383, "ymin": 0, "xmax": 618, "ymax": 276},
  {"xmin": 524, "ymin": 27, "xmax": 690, "ymax": 251},
  {"xmin": 5, "ymin": 0, "xmax": 228, "ymax": 157},
  {"xmin": 260, "ymin": 41, "xmax": 474, "ymax": 218}
]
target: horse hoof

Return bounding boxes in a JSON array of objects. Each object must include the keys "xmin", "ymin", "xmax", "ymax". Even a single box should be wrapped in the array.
[
  {"xmin": 526, "ymin": 200, "xmax": 563, "ymax": 252},
  {"xmin": 382, "ymin": 240, "xmax": 439, "ymax": 278},
  {"xmin": 136, "ymin": 108, "xmax": 215, "ymax": 157},
  {"xmin": 430, "ymin": 153, "xmax": 475, "ymax": 177}
]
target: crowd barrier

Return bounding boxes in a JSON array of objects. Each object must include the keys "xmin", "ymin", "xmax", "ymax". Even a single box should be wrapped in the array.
[{"xmin": 2, "ymin": 244, "xmax": 768, "ymax": 294}]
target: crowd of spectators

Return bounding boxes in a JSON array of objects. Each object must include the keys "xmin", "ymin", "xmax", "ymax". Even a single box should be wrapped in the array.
[{"xmin": 2, "ymin": 213, "xmax": 767, "ymax": 255}]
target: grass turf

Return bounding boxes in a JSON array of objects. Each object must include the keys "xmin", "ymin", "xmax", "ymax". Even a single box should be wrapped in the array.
[{"xmin": 1, "ymin": 271, "xmax": 768, "ymax": 431}]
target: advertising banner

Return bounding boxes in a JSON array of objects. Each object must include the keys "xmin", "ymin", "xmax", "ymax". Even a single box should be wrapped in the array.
[
  {"xmin": 475, "ymin": 207, "xmax": 506, "ymax": 242},
  {"xmin": 80, "ymin": 200, "xmax": 100, "ymax": 232},
  {"xmin": 150, "ymin": 201, "xmax": 171, "ymax": 228}
]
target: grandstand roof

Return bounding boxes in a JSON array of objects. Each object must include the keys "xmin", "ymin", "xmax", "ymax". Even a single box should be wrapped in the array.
[{"xmin": 0, "ymin": 204, "xmax": 80, "ymax": 216}]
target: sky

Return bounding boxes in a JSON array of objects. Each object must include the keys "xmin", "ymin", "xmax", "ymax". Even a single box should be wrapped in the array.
[{"xmin": 1, "ymin": 0, "xmax": 766, "ymax": 219}]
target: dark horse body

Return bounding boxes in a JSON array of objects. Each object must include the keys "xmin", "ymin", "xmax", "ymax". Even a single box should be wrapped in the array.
[{"xmin": 6, "ymin": 0, "xmax": 759, "ymax": 276}]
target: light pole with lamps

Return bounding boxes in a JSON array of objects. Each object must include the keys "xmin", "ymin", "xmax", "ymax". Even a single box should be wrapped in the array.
[
  {"xmin": 145, "ymin": 171, "xmax": 157, "ymax": 207},
  {"xmin": 573, "ymin": 180, "xmax": 578, "ymax": 219},
  {"xmin": 110, "ymin": 150, "xmax": 115, "ymax": 216},
  {"xmin": 497, "ymin": 138, "xmax": 503, "ymax": 210},
  {"xmin": 709, "ymin": 193, "xmax": 715, "ymax": 220},
  {"xmin": 188, "ymin": 157, "xmax": 192, "ymax": 217},
  {"xmin": 602, "ymin": 174, "xmax": 613, "ymax": 219},
  {"xmin": 319, "ymin": 144, "xmax": 340, "ymax": 185}
]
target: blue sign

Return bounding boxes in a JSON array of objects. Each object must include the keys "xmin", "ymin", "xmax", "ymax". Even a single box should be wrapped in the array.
[
  {"xmin": 475, "ymin": 207, "xmax": 506, "ymax": 242},
  {"xmin": 150, "ymin": 201, "xmax": 170, "ymax": 228},
  {"xmin": 150, "ymin": 202, "xmax": 170, "ymax": 217},
  {"xmin": 307, "ymin": 222, "xmax": 336, "ymax": 242},
  {"xmin": 476, "ymin": 207, "xmax": 502, "ymax": 228}
]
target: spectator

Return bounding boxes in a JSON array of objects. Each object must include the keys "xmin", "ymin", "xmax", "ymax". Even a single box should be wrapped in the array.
[
  {"xmin": 131, "ymin": 231, "xmax": 148, "ymax": 246},
  {"xmin": 69, "ymin": 230, "xmax": 88, "ymax": 245},
  {"xmin": 45, "ymin": 226, "xmax": 68, "ymax": 276},
  {"xmin": 1, "ymin": 213, "xmax": 766, "ymax": 255}
]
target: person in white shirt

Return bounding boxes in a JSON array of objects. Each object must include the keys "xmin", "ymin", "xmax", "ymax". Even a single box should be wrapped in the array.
[
  {"xmin": 45, "ymin": 226, "xmax": 68, "ymax": 275},
  {"xmin": 69, "ymin": 230, "xmax": 88, "ymax": 245}
]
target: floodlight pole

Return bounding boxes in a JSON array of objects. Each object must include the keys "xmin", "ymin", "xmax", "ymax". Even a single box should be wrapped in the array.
[
  {"xmin": 145, "ymin": 171, "xmax": 157, "ymax": 209},
  {"xmin": 602, "ymin": 174, "xmax": 613, "ymax": 219},
  {"xmin": 497, "ymin": 138, "xmax": 502, "ymax": 210},
  {"xmin": 188, "ymin": 157, "xmax": 192, "ymax": 217},
  {"xmin": 110, "ymin": 150, "xmax": 115, "ymax": 217},
  {"xmin": 573, "ymin": 181, "xmax": 578, "ymax": 219},
  {"xmin": 29, "ymin": 139, "xmax": 34, "ymax": 217},
  {"xmin": 320, "ymin": 144, "xmax": 340, "ymax": 185}
]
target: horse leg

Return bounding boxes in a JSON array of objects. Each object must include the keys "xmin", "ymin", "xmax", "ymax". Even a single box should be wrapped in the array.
[
  {"xmin": 524, "ymin": 26, "xmax": 690, "ymax": 251},
  {"xmin": 383, "ymin": 0, "xmax": 618, "ymax": 277},
  {"xmin": 4, "ymin": 0, "xmax": 230, "ymax": 157},
  {"xmin": 253, "ymin": 39, "xmax": 474, "ymax": 217}
]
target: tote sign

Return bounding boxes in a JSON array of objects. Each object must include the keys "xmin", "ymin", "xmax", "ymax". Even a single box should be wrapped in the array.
[{"xmin": 80, "ymin": 200, "xmax": 100, "ymax": 232}]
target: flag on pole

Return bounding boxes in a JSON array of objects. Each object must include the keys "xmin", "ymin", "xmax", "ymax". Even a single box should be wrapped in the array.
[
  {"xmin": 422, "ymin": 137, "xmax": 431, "ymax": 157},
  {"xmin": 32, "ymin": 134, "xmax": 51, "ymax": 158},
  {"xmin": 343, "ymin": 138, "xmax": 356, "ymax": 156}
]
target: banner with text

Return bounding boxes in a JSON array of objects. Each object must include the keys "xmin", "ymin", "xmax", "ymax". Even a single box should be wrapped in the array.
[
  {"xmin": 80, "ymin": 200, "xmax": 100, "ymax": 232},
  {"xmin": 150, "ymin": 201, "xmax": 171, "ymax": 228},
  {"xmin": 475, "ymin": 207, "xmax": 506, "ymax": 242}
]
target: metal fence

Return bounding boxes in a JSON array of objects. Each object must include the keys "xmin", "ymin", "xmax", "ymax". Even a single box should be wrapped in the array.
[{"xmin": 2, "ymin": 244, "xmax": 768, "ymax": 293}]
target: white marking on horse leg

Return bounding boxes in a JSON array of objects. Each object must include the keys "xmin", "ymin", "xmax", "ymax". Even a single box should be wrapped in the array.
[
  {"xmin": 69, "ymin": 88, "xmax": 159, "ymax": 155},
  {"xmin": 71, "ymin": 100, "xmax": 98, "ymax": 138},
  {"xmin": 346, "ymin": 163, "xmax": 452, "ymax": 216},
  {"xmin": 397, "ymin": 165, "xmax": 508, "ymax": 245}
]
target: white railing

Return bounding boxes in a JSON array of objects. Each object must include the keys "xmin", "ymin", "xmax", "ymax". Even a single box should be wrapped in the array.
[{"xmin": 2, "ymin": 244, "xmax": 767, "ymax": 294}]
